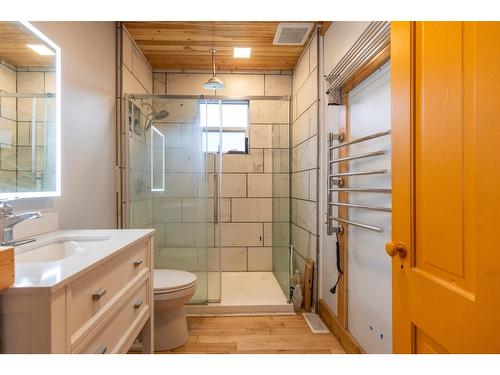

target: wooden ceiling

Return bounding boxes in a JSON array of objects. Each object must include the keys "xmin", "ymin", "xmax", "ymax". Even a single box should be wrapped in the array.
[
  {"xmin": 123, "ymin": 22, "xmax": 330, "ymax": 71},
  {"xmin": 0, "ymin": 22, "xmax": 56, "ymax": 68}
]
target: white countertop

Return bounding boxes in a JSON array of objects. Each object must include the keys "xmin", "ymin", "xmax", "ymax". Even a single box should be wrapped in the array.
[{"xmin": 6, "ymin": 229, "xmax": 154, "ymax": 292}]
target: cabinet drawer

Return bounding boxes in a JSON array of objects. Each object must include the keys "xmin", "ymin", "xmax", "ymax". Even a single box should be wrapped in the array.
[
  {"xmin": 73, "ymin": 278, "xmax": 150, "ymax": 354},
  {"xmin": 69, "ymin": 239, "xmax": 149, "ymax": 337}
]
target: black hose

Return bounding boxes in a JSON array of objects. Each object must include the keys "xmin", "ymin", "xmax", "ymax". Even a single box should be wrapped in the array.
[{"xmin": 330, "ymin": 230, "xmax": 344, "ymax": 294}]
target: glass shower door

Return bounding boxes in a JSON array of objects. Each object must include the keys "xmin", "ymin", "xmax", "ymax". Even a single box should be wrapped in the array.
[
  {"xmin": 271, "ymin": 99, "xmax": 291, "ymax": 299},
  {"xmin": 127, "ymin": 96, "xmax": 215, "ymax": 304},
  {"xmin": 200, "ymin": 98, "xmax": 222, "ymax": 303}
]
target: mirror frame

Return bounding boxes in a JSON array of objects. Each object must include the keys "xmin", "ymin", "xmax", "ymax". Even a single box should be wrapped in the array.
[{"xmin": 0, "ymin": 21, "xmax": 61, "ymax": 199}]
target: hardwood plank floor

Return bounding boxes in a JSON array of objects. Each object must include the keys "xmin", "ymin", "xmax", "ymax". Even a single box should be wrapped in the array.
[{"xmin": 158, "ymin": 314, "xmax": 346, "ymax": 354}]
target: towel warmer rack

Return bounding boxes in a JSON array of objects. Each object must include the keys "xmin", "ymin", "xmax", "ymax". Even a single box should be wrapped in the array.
[{"xmin": 327, "ymin": 130, "xmax": 391, "ymax": 235}]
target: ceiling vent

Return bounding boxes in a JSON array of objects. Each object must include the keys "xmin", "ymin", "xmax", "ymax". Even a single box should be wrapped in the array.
[{"xmin": 273, "ymin": 23, "xmax": 314, "ymax": 45}]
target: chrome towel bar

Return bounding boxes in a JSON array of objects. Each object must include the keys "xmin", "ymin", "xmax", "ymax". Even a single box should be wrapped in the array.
[
  {"xmin": 329, "ymin": 130, "xmax": 391, "ymax": 150},
  {"xmin": 329, "ymin": 202, "xmax": 392, "ymax": 213},
  {"xmin": 329, "ymin": 169, "xmax": 388, "ymax": 177},
  {"xmin": 329, "ymin": 216, "xmax": 383, "ymax": 233},
  {"xmin": 329, "ymin": 187, "xmax": 392, "ymax": 193},
  {"xmin": 326, "ymin": 130, "xmax": 391, "ymax": 235},
  {"xmin": 325, "ymin": 21, "xmax": 391, "ymax": 105},
  {"xmin": 329, "ymin": 150, "xmax": 386, "ymax": 164}
]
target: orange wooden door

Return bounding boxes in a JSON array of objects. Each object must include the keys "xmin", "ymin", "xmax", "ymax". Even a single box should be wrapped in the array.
[{"xmin": 390, "ymin": 21, "xmax": 500, "ymax": 353}]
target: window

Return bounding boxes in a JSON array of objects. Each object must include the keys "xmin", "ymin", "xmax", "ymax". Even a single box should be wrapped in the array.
[{"xmin": 200, "ymin": 100, "xmax": 249, "ymax": 153}]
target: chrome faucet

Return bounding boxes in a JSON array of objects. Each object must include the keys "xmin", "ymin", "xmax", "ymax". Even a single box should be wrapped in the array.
[{"xmin": 0, "ymin": 200, "xmax": 42, "ymax": 246}]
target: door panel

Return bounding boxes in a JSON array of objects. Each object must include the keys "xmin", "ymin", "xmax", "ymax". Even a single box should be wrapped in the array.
[
  {"xmin": 414, "ymin": 325, "xmax": 448, "ymax": 354},
  {"xmin": 415, "ymin": 22, "xmax": 473, "ymax": 290},
  {"xmin": 391, "ymin": 21, "xmax": 500, "ymax": 353}
]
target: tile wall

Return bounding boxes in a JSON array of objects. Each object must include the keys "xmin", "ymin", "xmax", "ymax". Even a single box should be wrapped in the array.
[
  {"xmin": 0, "ymin": 60, "xmax": 56, "ymax": 192},
  {"xmin": 121, "ymin": 27, "xmax": 154, "ymax": 230},
  {"xmin": 291, "ymin": 33, "xmax": 320, "ymax": 306}
]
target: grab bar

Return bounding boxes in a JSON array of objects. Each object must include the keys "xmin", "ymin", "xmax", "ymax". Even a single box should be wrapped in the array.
[
  {"xmin": 329, "ymin": 150, "xmax": 386, "ymax": 164},
  {"xmin": 329, "ymin": 187, "xmax": 392, "ymax": 193},
  {"xmin": 329, "ymin": 130, "xmax": 391, "ymax": 150},
  {"xmin": 329, "ymin": 216, "xmax": 383, "ymax": 233},
  {"xmin": 329, "ymin": 202, "xmax": 392, "ymax": 213}
]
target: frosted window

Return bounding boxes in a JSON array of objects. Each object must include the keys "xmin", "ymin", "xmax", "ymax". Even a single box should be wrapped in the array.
[
  {"xmin": 203, "ymin": 132, "xmax": 247, "ymax": 153},
  {"xmin": 200, "ymin": 100, "xmax": 248, "ymax": 153}
]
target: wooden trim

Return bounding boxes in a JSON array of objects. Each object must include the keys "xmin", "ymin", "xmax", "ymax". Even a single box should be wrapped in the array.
[
  {"xmin": 341, "ymin": 43, "xmax": 391, "ymax": 102},
  {"xmin": 0, "ymin": 247, "xmax": 14, "ymax": 292},
  {"xmin": 390, "ymin": 21, "xmax": 413, "ymax": 353},
  {"xmin": 320, "ymin": 22, "xmax": 332, "ymax": 36},
  {"xmin": 318, "ymin": 299, "xmax": 365, "ymax": 354},
  {"xmin": 337, "ymin": 103, "xmax": 348, "ymax": 328}
]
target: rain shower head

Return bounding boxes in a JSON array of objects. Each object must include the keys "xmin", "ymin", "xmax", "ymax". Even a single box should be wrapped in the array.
[
  {"xmin": 203, "ymin": 49, "xmax": 224, "ymax": 90},
  {"xmin": 203, "ymin": 76, "xmax": 225, "ymax": 90}
]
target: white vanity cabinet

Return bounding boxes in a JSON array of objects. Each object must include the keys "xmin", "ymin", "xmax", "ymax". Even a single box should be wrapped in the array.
[{"xmin": 0, "ymin": 230, "xmax": 154, "ymax": 354}]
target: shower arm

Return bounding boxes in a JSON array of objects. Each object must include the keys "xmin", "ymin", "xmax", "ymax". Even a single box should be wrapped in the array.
[{"xmin": 210, "ymin": 49, "xmax": 216, "ymax": 77}]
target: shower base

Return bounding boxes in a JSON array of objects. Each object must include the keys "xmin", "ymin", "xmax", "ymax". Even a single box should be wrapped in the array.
[{"xmin": 186, "ymin": 272, "xmax": 294, "ymax": 316}]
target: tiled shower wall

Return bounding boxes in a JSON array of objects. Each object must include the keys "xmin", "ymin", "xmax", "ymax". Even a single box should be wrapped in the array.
[
  {"xmin": 291, "ymin": 33, "xmax": 319, "ymax": 304},
  {"xmin": 152, "ymin": 71, "xmax": 291, "ymax": 273},
  {"xmin": 0, "ymin": 60, "xmax": 56, "ymax": 192},
  {"xmin": 0, "ymin": 61, "xmax": 17, "ymax": 190},
  {"xmin": 121, "ymin": 26, "xmax": 154, "ymax": 230}
]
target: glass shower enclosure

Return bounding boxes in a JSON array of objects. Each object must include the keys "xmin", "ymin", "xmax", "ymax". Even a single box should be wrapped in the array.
[{"xmin": 126, "ymin": 95, "xmax": 291, "ymax": 304}]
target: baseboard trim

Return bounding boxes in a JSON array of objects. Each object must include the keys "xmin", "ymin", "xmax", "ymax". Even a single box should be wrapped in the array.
[{"xmin": 318, "ymin": 299, "xmax": 365, "ymax": 354}]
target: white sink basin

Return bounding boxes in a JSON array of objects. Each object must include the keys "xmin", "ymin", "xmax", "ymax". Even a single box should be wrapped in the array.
[{"xmin": 16, "ymin": 236, "xmax": 111, "ymax": 263}]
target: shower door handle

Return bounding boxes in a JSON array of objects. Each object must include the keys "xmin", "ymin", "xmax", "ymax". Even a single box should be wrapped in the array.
[{"xmin": 214, "ymin": 174, "xmax": 219, "ymax": 224}]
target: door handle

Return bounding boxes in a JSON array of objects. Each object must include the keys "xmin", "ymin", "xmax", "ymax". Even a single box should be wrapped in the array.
[
  {"xmin": 214, "ymin": 174, "xmax": 219, "ymax": 224},
  {"xmin": 386, "ymin": 241, "xmax": 407, "ymax": 259}
]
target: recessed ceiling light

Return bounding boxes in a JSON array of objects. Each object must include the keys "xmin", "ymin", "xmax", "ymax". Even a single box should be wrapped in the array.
[
  {"xmin": 234, "ymin": 47, "xmax": 251, "ymax": 58},
  {"xmin": 27, "ymin": 44, "xmax": 56, "ymax": 56}
]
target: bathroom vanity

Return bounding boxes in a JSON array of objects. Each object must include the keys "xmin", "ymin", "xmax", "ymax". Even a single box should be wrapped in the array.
[{"xmin": 0, "ymin": 229, "xmax": 154, "ymax": 354}]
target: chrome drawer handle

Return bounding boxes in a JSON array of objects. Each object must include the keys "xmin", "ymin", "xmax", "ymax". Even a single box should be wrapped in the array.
[
  {"xmin": 133, "ymin": 299, "xmax": 143, "ymax": 310},
  {"xmin": 95, "ymin": 345, "xmax": 107, "ymax": 354},
  {"xmin": 133, "ymin": 259, "xmax": 143, "ymax": 267},
  {"xmin": 92, "ymin": 288, "xmax": 107, "ymax": 301}
]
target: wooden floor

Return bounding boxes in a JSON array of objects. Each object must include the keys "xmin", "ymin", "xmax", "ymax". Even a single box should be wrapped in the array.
[{"xmin": 158, "ymin": 314, "xmax": 346, "ymax": 354}]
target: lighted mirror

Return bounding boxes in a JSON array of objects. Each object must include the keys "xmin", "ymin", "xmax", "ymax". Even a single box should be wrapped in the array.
[
  {"xmin": 0, "ymin": 22, "xmax": 60, "ymax": 198},
  {"xmin": 150, "ymin": 125, "xmax": 165, "ymax": 192}
]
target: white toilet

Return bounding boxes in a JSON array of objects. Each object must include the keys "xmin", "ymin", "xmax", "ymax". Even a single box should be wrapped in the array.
[{"xmin": 154, "ymin": 269, "xmax": 197, "ymax": 351}]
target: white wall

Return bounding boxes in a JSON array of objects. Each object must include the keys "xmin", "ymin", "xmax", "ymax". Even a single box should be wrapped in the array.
[
  {"xmin": 320, "ymin": 22, "xmax": 392, "ymax": 353},
  {"xmin": 14, "ymin": 22, "xmax": 117, "ymax": 231},
  {"xmin": 346, "ymin": 62, "xmax": 392, "ymax": 353}
]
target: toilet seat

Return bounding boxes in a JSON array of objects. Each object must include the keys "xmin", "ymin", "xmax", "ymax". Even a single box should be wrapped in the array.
[{"xmin": 154, "ymin": 269, "xmax": 197, "ymax": 294}]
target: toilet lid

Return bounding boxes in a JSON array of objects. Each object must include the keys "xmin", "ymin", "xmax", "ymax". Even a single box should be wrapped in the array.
[{"xmin": 154, "ymin": 269, "xmax": 197, "ymax": 292}]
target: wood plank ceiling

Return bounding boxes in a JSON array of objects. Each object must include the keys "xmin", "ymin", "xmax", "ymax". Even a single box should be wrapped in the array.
[
  {"xmin": 123, "ymin": 22, "xmax": 329, "ymax": 71},
  {"xmin": 0, "ymin": 22, "xmax": 55, "ymax": 67}
]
